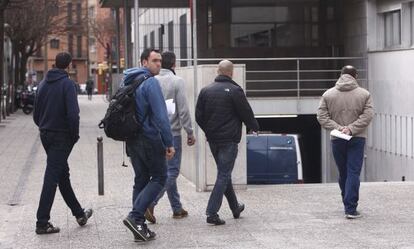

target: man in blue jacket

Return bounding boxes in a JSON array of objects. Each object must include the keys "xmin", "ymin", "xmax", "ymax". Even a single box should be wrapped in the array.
[
  {"xmin": 122, "ymin": 49, "xmax": 175, "ymax": 242},
  {"xmin": 33, "ymin": 52, "xmax": 92, "ymax": 234}
]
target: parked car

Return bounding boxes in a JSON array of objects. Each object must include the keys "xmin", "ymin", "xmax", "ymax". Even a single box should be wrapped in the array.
[{"xmin": 247, "ymin": 134, "xmax": 303, "ymax": 184}]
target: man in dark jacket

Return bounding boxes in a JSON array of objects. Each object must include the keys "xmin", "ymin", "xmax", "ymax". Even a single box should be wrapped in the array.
[
  {"xmin": 196, "ymin": 60, "xmax": 259, "ymax": 225},
  {"xmin": 33, "ymin": 52, "xmax": 92, "ymax": 234},
  {"xmin": 122, "ymin": 49, "xmax": 175, "ymax": 242}
]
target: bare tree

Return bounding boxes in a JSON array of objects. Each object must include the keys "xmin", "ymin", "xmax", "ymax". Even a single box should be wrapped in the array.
[
  {"xmin": 89, "ymin": 15, "xmax": 117, "ymax": 96},
  {"xmin": 4, "ymin": 0, "xmax": 88, "ymax": 112}
]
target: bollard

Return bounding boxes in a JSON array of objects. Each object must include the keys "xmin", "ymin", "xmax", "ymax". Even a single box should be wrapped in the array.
[
  {"xmin": 97, "ymin": 136, "xmax": 104, "ymax": 195},
  {"xmin": 402, "ymin": 176, "xmax": 406, "ymax": 182}
]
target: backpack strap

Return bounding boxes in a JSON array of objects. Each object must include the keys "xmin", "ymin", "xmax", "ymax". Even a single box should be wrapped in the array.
[{"xmin": 128, "ymin": 74, "xmax": 150, "ymax": 95}]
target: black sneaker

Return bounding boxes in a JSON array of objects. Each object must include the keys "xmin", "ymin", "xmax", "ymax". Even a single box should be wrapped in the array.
[
  {"xmin": 345, "ymin": 211, "xmax": 362, "ymax": 219},
  {"xmin": 232, "ymin": 203, "xmax": 245, "ymax": 219},
  {"xmin": 35, "ymin": 222, "xmax": 60, "ymax": 235},
  {"xmin": 77, "ymin": 208, "xmax": 93, "ymax": 226},
  {"xmin": 123, "ymin": 217, "xmax": 154, "ymax": 242},
  {"xmin": 206, "ymin": 214, "xmax": 225, "ymax": 225},
  {"xmin": 134, "ymin": 224, "xmax": 156, "ymax": 242}
]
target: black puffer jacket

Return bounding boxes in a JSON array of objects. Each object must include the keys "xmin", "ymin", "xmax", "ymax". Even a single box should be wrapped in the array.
[{"xmin": 195, "ymin": 75, "xmax": 259, "ymax": 143}]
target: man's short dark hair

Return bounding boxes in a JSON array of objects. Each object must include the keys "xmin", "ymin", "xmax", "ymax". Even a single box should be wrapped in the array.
[
  {"xmin": 55, "ymin": 52, "xmax": 72, "ymax": 69},
  {"xmin": 140, "ymin": 48, "xmax": 160, "ymax": 64},
  {"xmin": 341, "ymin": 65, "xmax": 357, "ymax": 78},
  {"xmin": 161, "ymin": 51, "xmax": 176, "ymax": 69}
]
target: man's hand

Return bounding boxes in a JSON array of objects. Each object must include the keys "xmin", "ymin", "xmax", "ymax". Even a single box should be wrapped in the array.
[
  {"xmin": 187, "ymin": 134, "xmax": 196, "ymax": 146},
  {"xmin": 252, "ymin": 130, "xmax": 259, "ymax": 136},
  {"xmin": 166, "ymin": 147, "xmax": 176, "ymax": 160},
  {"xmin": 341, "ymin": 127, "xmax": 352, "ymax": 135}
]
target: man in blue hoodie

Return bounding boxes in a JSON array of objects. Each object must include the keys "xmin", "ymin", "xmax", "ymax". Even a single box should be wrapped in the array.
[
  {"xmin": 33, "ymin": 52, "xmax": 92, "ymax": 235},
  {"xmin": 122, "ymin": 49, "xmax": 175, "ymax": 242}
]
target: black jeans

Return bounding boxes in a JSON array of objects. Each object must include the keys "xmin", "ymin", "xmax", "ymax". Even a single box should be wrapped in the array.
[
  {"xmin": 206, "ymin": 142, "xmax": 239, "ymax": 216},
  {"xmin": 126, "ymin": 134, "xmax": 167, "ymax": 224},
  {"xmin": 36, "ymin": 131, "xmax": 84, "ymax": 227}
]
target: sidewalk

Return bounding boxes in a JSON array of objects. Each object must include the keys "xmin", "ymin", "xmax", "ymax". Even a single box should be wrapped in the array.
[{"xmin": 1, "ymin": 95, "xmax": 414, "ymax": 249}]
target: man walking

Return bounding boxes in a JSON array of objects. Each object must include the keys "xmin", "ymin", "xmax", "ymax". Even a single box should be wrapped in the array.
[
  {"xmin": 122, "ymin": 49, "xmax": 175, "ymax": 242},
  {"xmin": 145, "ymin": 51, "xmax": 195, "ymax": 223},
  {"xmin": 196, "ymin": 60, "xmax": 259, "ymax": 225},
  {"xmin": 85, "ymin": 78, "xmax": 94, "ymax": 100},
  {"xmin": 33, "ymin": 52, "xmax": 93, "ymax": 234},
  {"xmin": 317, "ymin": 65, "xmax": 374, "ymax": 219}
]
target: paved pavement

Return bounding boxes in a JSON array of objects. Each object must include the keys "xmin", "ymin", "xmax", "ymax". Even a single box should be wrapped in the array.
[{"xmin": 1, "ymin": 95, "xmax": 414, "ymax": 249}]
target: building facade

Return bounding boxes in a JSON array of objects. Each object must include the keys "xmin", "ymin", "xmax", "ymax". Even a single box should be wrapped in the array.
[{"xmin": 100, "ymin": 0, "xmax": 414, "ymax": 186}]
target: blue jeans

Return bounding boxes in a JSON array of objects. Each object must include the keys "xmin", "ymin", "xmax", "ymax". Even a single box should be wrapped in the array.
[
  {"xmin": 206, "ymin": 142, "xmax": 239, "ymax": 216},
  {"xmin": 152, "ymin": 136, "xmax": 183, "ymax": 213},
  {"xmin": 331, "ymin": 137, "xmax": 366, "ymax": 214},
  {"xmin": 126, "ymin": 134, "xmax": 167, "ymax": 224},
  {"xmin": 36, "ymin": 131, "xmax": 84, "ymax": 227}
]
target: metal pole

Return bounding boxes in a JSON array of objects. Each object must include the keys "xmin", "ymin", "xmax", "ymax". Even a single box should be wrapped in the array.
[
  {"xmin": 123, "ymin": 0, "xmax": 131, "ymax": 68},
  {"xmin": 296, "ymin": 59, "xmax": 300, "ymax": 98},
  {"xmin": 192, "ymin": 0, "xmax": 202, "ymax": 191},
  {"xmin": 134, "ymin": 0, "xmax": 140, "ymax": 67},
  {"xmin": 115, "ymin": 8, "xmax": 121, "ymax": 74},
  {"xmin": 97, "ymin": 136, "xmax": 104, "ymax": 195}
]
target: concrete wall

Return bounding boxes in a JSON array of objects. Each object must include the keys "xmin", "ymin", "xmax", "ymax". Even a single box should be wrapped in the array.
[
  {"xmin": 366, "ymin": 49, "xmax": 414, "ymax": 181},
  {"xmin": 175, "ymin": 64, "xmax": 247, "ymax": 191},
  {"xmin": 363, "ymin": 0, "xmax": 414, "ymax": 182}
]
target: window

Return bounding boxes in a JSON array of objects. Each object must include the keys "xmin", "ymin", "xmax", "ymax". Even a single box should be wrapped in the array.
[
  {"xmin": 150, "ymin": 31, "xmax": 155, "ymax": 48},
  {"xmin": 411, "ymin": 2, "xmax": 414, "ymax": 45},
  {"xmin": 88, "ymin": 6, "xmax": 95, "ymax": 19},
  {"xmin": 384, "ymin": 10, "xmax": 401, "ymax": 48},
  {"xmin": 67, "ymin": 3, "xmax": 73, "ymax": 25},
  {"xmin": 168, "ymin": 21, "xmax": 174, "ymax": 51},
  {"xmin": 77, "ymin": 35, "xmax": 82, "ymax": 57},
  {"xmin": 68, "ymin": 34, "xmax": 73, "ymax": 55},
  {"xmin": 143, "ymin": 35, "xmax": 148, "ymax": 49},
  {"xmin": 50, "ymin": 39, "xmax": 59, "ymax": 49},
  {"xmin": 180, "ymin": 14, "xmax": 188, "ymax": 66},
  {"xmin": 230, "ymin": 2, "xmax": 320, "ymax": 48},
  {"xmin": 76, "ymin": 3, "xmax": 82, "ymax": 25},
  {"xmin": 158, "ymin": 25, "xmax": 164, "ymax": 51}
]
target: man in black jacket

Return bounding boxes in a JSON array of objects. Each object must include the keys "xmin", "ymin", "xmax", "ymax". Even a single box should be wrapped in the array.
[
  {"xmin": 196, "ymin": 60, "xmax": 259, "ymax": 225},
  {"xmin": 33, "ymin": 52, "xmax": 92, "ymax": 234}
]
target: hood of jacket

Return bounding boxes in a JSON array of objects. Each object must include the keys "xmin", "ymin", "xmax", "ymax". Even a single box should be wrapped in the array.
[
  {"xmin": 45, "ymin": 68, "xmax": 69, "ymax": 83},
  {"xmin": 122, "ymin": 67, "xmax": 152, "ymax": 86},
  {"xmin": 158, "ymin": 68, "xmax": 175, "ymax": 77},
  {"xmin": 335, "ymin": 74, "xmax": 359, "ymax": 92}
]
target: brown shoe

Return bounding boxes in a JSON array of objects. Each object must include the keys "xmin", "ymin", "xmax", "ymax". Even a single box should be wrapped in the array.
[
  {"xmin": 144, "ymin": 207, "xmax": 156, "ymax": 224},
  {"xmin": 172, "ymin": 208, "xmax": 188, "ymax": 219}
]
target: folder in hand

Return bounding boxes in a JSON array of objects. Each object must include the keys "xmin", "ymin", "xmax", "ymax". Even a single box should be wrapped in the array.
[{"xmin": 330, "ymin": 129, "xmax": 352, "ymax": 141}]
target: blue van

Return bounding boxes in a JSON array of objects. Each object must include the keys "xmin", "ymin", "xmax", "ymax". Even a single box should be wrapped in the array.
[{"xmin": 247, "ymin": 134, "xmax": 303, "ymax": 184}]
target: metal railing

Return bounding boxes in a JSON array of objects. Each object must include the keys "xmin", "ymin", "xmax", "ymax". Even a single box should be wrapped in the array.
[{"xmin": 177, "ymin": 57, "xmax": 367, "ymax": 98}]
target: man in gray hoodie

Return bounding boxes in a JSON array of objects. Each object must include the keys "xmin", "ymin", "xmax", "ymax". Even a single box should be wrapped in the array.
[
  {"xmin": 144, "ymin": 51, "xmax": 196, "ymax": 223},
  {"xmin": 317, "ymin": 65, "xmax": 374, "ymax": 219}
]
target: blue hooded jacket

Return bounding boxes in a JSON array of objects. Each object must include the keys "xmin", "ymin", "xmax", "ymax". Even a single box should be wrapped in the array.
[
  {"xmin": 122, "ymin": 67, "xmax": 173, "ymax": 148},
  {"xmin": 33, "ymin": 68, "xmax": 79, "ymax": 141}
]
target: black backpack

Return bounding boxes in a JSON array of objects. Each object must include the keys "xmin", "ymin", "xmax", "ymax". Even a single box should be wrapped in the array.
[{"xmin": 98, "ymin": 74, "xmax": 150, "ymax": 141}]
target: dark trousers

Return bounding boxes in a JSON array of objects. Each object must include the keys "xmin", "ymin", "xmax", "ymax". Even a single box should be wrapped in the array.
[
  {"xmin": 331, "ymin": 137, "xmax": 366, "ymax": 214},
  {"xmin": 126, "ymin": 134, "xmax": 167, "ymax": 224},
  {"xmin": 36, "ymin": 131, "xmax": 84, "ymax": 227},
  {"xmin": 206, "ymin": 142, "xmax": 239, "ymax": 216}
]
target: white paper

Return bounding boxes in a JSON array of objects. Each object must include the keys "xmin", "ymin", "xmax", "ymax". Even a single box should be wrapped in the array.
[
  {"xmin": 330, "ymin": 129, "xmax": 352, "ymax": 141},
  {"xmin": 165, "ymin": 99, "xmax": 175, "ymax": 115}
]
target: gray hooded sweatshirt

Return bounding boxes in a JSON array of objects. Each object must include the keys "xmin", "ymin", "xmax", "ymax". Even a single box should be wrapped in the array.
[
  {"xmin": 156, "ymin": 68, "xmax": 194, "ymax": 137},
  {"xmin": 317, "ymin": 74, "xmax": 374, "ymax": 138}
]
